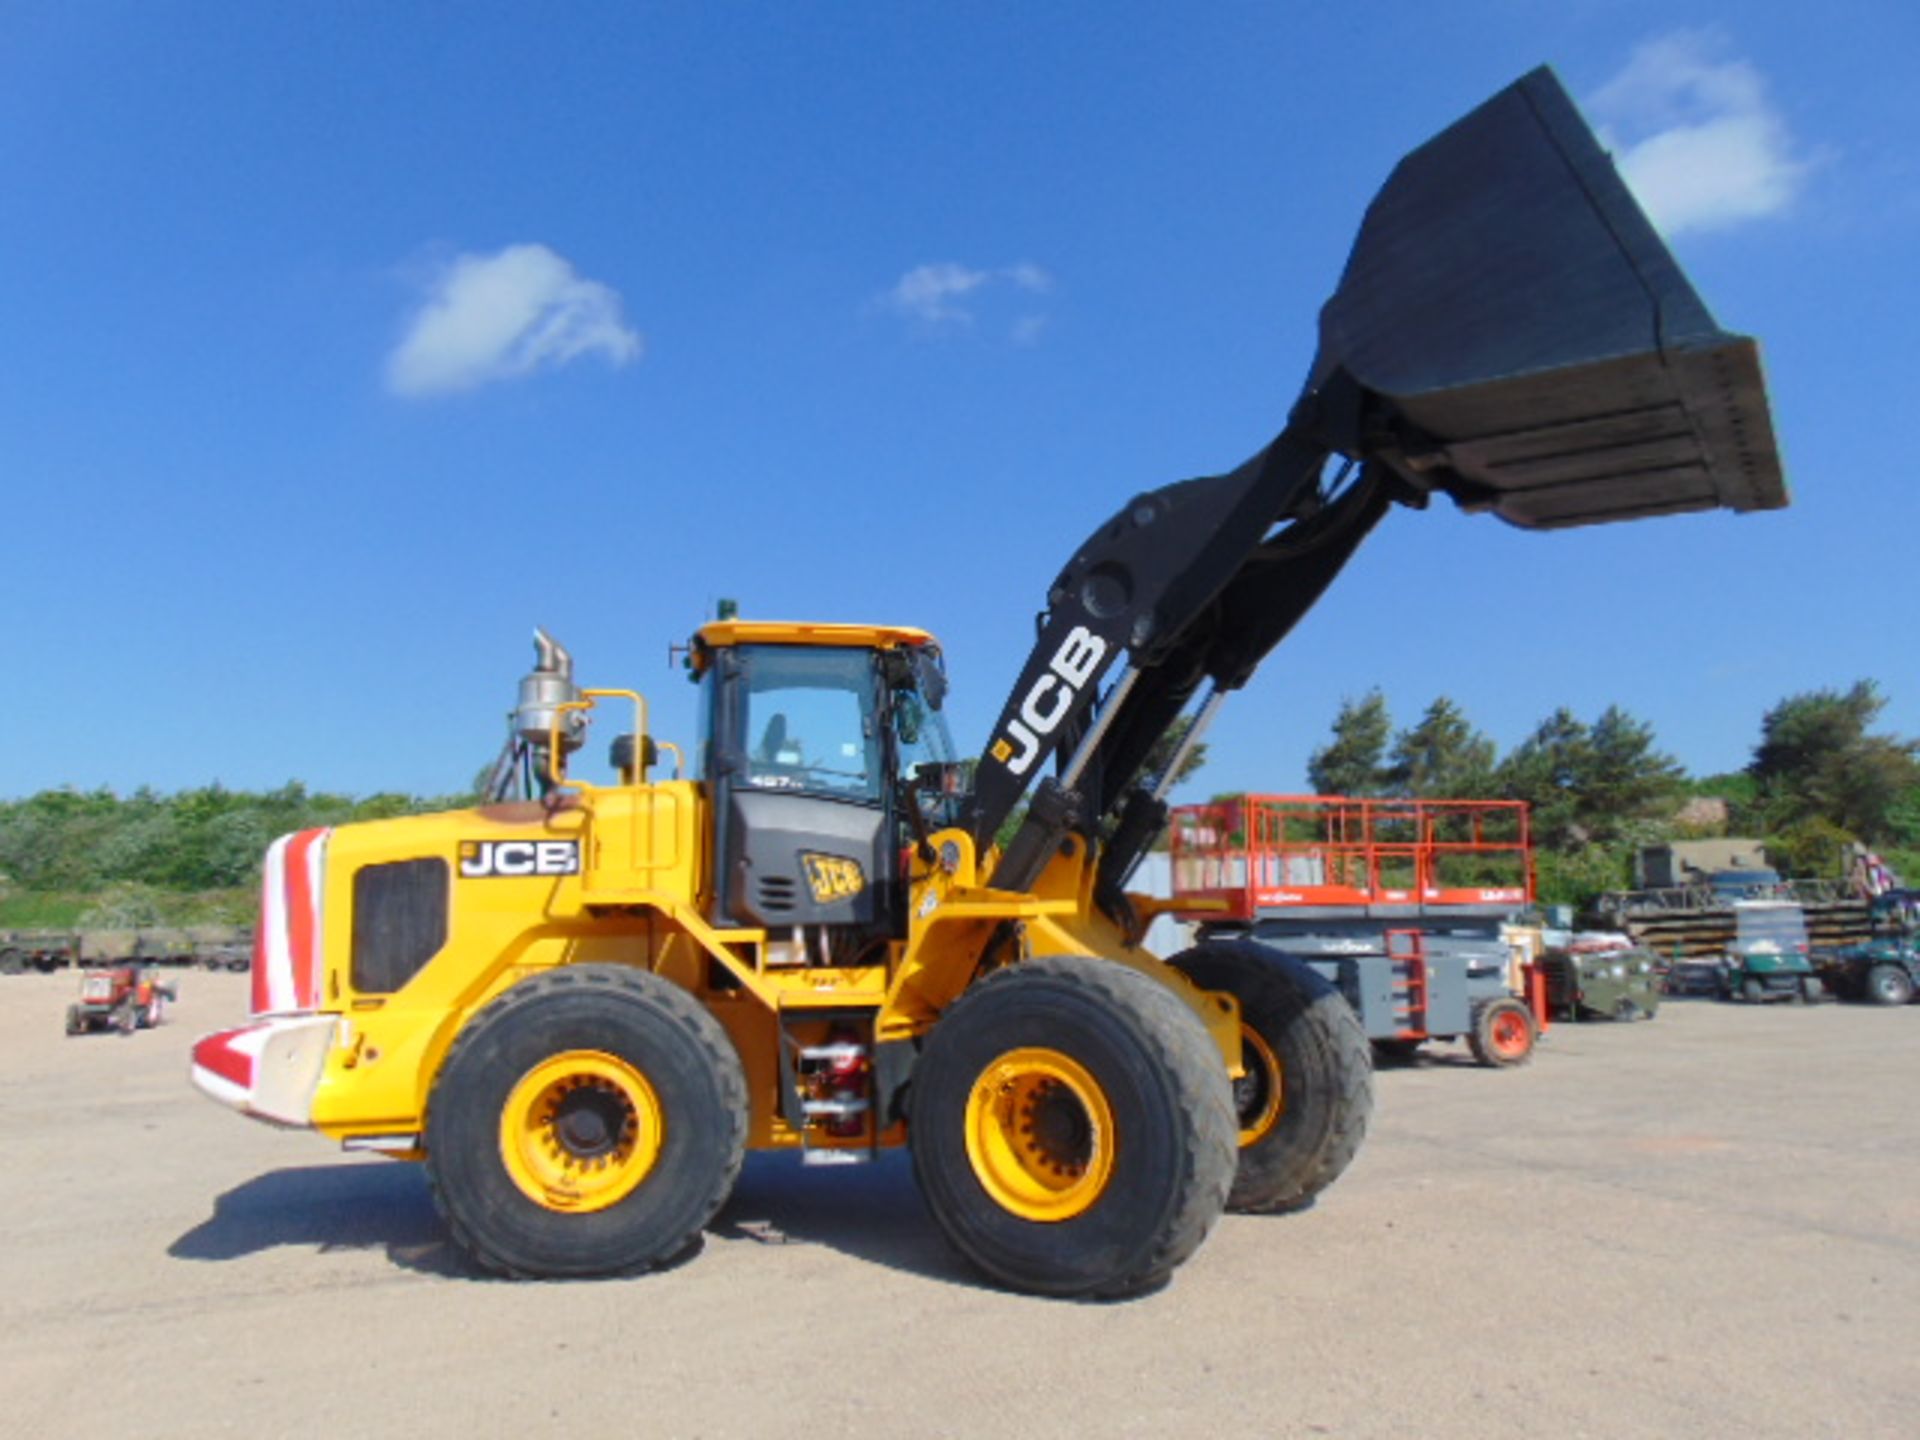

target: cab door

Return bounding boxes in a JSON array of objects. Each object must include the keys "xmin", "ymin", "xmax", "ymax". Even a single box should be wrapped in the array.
[{"xmin": 708, "ymin": 645, "xmax": 895, "ymax": 943}]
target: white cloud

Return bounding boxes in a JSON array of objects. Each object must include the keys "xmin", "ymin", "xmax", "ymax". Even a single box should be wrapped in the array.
[
  {"xmin": 1003, "ymin": 262, "xmax": 1054, "ymax": 295},
  {"xmin": 1588, "ymin": 33, "xmax": 1808, "ymax": 237},
  {"xmin": 882, "ymin": 262, "xmax": 993, "ymax": 324},
  {"xmin": 879, "ymin": 260, "xmax": 1055, "ymax": 336},
  {"xmin": 386, "ymin": 243, "xmax": 642, "ymax": 397}
]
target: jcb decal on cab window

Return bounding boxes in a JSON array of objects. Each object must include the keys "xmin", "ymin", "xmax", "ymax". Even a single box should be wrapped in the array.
[
  {"xmin": 459, "ymin": 840, "xmax": 580, "ymax": 878},
  {"xmin": 801, "ymin": 853, "xmax": 865, "ymax": 903}
]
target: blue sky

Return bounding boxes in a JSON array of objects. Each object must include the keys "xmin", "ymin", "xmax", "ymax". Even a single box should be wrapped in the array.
[{"xmin": 2, "ymin": 1, "xmax": 1915, "ymax": 804}]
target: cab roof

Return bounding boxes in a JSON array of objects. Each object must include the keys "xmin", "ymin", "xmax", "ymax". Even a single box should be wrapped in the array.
[{"xmin": 689, "ymin": 620, "xmax": 939, "ymax": 671}]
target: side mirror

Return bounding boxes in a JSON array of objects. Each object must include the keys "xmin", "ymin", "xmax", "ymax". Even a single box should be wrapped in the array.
[{"xmin": 911, "ymin": 647, "xmax": 948, "ymax": 711}]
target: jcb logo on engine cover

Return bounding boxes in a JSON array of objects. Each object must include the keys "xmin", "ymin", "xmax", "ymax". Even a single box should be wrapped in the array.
[
  {"xmin": 459, "ymin": 840, "xmax": 581, "ymax": 878},
  {"xmin": 988, "ymin": 625, "xmax": 1109, "ymax": 777},
  {"xmin": 801, "ymin": 853, "xmax": 866, "ymax": 903}
]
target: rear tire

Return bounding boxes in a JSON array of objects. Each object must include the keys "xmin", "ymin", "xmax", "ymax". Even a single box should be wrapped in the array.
[
  {"xmin": 1468, "ymin": 997, "xmax": 1536, "ymax": 1068},
  {"xmin": 1866, "ymin": 964, "xmax": 1914, "ymax": 1006},
  {"xmin": 1169, "ymin": 942, "xmax": 1372, "ymax": 1214},
  {"xmin": 909, "ymin": 955, "xmax": 1235, "ymax": 1298},
  {"xmin": 65, "ymin": 1005, "xmax": 84, "ymax": 1036},
  {"xmin": 425, "ymin": 965, "xmax": 747, "ymax": 1279}
]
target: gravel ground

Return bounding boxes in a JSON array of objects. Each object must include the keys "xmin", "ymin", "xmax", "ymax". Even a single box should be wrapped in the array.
[{"xmin": 1, "ymin": 970, "xmax": 1915, "ymax": 1439}]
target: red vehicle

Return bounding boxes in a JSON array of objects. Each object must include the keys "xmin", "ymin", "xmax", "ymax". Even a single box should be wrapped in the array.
[
  {"xmin": 65, "ymin": 964, "xmax": 175, "ymax": 1036},
  {"xmin": 1169, "ymin": 797, "xmax": 1547, "ymax": 1065}
]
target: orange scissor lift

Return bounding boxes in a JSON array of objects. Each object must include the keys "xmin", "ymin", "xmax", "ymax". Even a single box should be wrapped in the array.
[{"xmin": 1169, "ymin": 796, "xmax": 1548, "ymax": 1066}]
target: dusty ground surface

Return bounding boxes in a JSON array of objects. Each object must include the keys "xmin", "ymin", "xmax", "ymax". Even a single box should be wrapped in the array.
[{"xmin": 2, "ymin": 971, "xmax": 1915, "ymax": 1439}]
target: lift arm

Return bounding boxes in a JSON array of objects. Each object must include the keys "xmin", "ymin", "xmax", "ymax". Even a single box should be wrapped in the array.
[{"xmin": 960, "ymin": 66, "xmax": 1787, "ymax": 901}]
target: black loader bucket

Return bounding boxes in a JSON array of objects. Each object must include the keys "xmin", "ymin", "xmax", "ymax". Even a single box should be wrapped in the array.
[
  {"xmin": 1311, "ymin": 66, "xmax": 1786, "ymax": 529},
  {"xmin": 973, "ymin": 64, "xmax": 1789, "ymax": 874}
]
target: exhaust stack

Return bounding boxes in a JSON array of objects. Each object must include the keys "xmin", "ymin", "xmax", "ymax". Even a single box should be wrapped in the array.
[
  {"xmin": 515, "ymin": 627, "xmax": 582, "ymax": 748},
  {"xmin": 482, "ymin": 629, "xmax": 586, "ymax": 803}
]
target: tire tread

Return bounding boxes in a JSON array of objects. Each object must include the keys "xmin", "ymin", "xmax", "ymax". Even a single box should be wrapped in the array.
[
  {"xmin": 915, "ymin": 954, "xmax": 1236, "ymax": 1298},
  {"xmin": 425, "ymin": 964, "xmax": 747, "ymax": 1280},
  {"xmin": 1171, "ymin": 941, "xmax": 1372, "ymax": 1213}
]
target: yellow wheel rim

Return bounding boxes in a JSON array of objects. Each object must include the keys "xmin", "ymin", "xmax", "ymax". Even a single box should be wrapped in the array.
[
  {"xmin": 1235, "ymin": 1024, "xmax": 1284, "ymax": 1147},
  {"xmin": 498, "ymin": 1050, "xmax": 664, "ymax": 1213},
  {"xmin": 963, "ymin": 1047, "xmax": 1115, "ymax": 1222}
]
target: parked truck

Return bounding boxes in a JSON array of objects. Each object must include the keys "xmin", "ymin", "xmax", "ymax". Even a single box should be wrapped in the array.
[
  {"xmin": 1596, "ymin": 842, "xmax": 1867, "ymax": 963},
  {"xmin": 0, "ymin": 926, "xmax": 251, "ymax": 975},
  {"xmin": 1817, "ymin": 890, "xmax": 1920, "ymax": 1005},
  {"xmin": 188, "ymin": 67, "xmax": 1785, "ymax": 1296}
]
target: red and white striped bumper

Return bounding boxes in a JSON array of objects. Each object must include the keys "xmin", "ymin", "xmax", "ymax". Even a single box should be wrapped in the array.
[
  {"xmin": 192, "ymin": 826, "xmax": 339, "ymax": 1127},
  {"xmin": 253, "ymin": 828, "xmax": 330, "ymax": 1015},
  {"xmin": 191, "ymin": 1015, "xmax": 340, "ymax": 1126}
]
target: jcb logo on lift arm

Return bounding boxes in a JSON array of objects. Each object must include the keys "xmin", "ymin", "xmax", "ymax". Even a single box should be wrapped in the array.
[
  {"xmin": 459, "ymin": 840, "xmax": 581, "ymax": 878},
  {"xmin": 801, "ymin": 853, "xmax": 866, "ymax": 903},
  {"xmin": 988, "ymin": 625, "xmax": 1109, "ymax": 777}
]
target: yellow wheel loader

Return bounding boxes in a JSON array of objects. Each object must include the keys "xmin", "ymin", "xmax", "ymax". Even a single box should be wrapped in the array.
[{"xmin": 191, "ymin": 68, "xmax": 1786, "ymax": 1296}]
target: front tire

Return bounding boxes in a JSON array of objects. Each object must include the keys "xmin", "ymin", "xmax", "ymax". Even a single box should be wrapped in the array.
[
  {"xmin": 909, "ymin": 955, "xmax": 1235, "ymax": 1298},
  {"xmin": 1468, "ymin": 997, "xmax": 1536, "ymax": 1068},
  {"xmin": 425, "ymin": 965, "xmax": 747, "ymax": 1279},
  {"xmin": 1866, "ymin": 964, "xmax": 1914, "ymax": 1006},
  {"xmin": 1169, "ymin": 942, "xmax": 1372, "ymax": 1214}
]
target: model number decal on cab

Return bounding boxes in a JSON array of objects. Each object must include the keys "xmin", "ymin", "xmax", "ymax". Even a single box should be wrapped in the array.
[
  {"xmin": 988, "ymin": 624, "xmax": 1108, "ymax": 777},
  {"xmin": 801, "ymin": 853, "xmax": 866, "ymax": 902},
  {"xmin": 459, "ymin": 840, "xmax": 580, "ymax": 878}
]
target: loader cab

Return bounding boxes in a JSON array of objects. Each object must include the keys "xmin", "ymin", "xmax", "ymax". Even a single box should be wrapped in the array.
[{"xmin": 691, "ymin": 621, "xmax": 955, "ymax": 962}]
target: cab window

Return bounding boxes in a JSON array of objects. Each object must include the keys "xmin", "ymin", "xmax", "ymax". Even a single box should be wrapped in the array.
[{"xmin": 739, "ymin": 647, "xmax": 883, "ymax": 802}]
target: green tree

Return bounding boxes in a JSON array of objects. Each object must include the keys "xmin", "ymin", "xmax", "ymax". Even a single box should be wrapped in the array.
[
  {"xmin": 1500, "ymin": 704, "xmax": 1691, "ymax": 853},
  {"xmin": 0, "ymin": 781, "xmax": 463, "ymax": 907},
  {"xmin": 1750, "ymin": 681, "xmax": 1920, "ymax": 843},
  {"xmin": 1387, "ymin": 696, "xmax": 1496, "ymax": 798},
  {"xmin": 1534, "ymin": 844, "xmax": 1632, "ymax": 910},
  {"xmin": 1580, "ymin": 706, "xmax": 1686, "ymax": 840},
  {"xmin": 1307, "ymin": 690, "xmax": 1392, "ymax": 796},
  {"xmin": 1766, "ymin": 816, "xmax": 1858, "ymax": 879},
  {"xmin": 1497, "ymin": 708, "xmax": 1594, "ymax": 850}
]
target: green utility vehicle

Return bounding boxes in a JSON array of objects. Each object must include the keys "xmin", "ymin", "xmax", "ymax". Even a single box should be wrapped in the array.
[
  {"xmin": 1817, "ymin": 890, "xmax": 1920, "ymax": 1006},
  {"xmin": 1719, "ymin": 900, "xmax": 1821, "ymax": 1003}
]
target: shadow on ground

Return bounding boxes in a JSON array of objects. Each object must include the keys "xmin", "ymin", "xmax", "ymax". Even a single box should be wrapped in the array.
[
  {"xmin": 1369, "ymin": 1045, "xmax": 1498, "ymax": 1070},
  {"xmin": 708, "ymin": 1150, "xmax": 982, "ymax": 1289},
  {"xmin": 168, "ymin": 1162, "xmax": 479, "ymax": 1276},
  {"xmin": 168, "ymin": 1150, "xmax": 983, "ymax": 1289}
]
